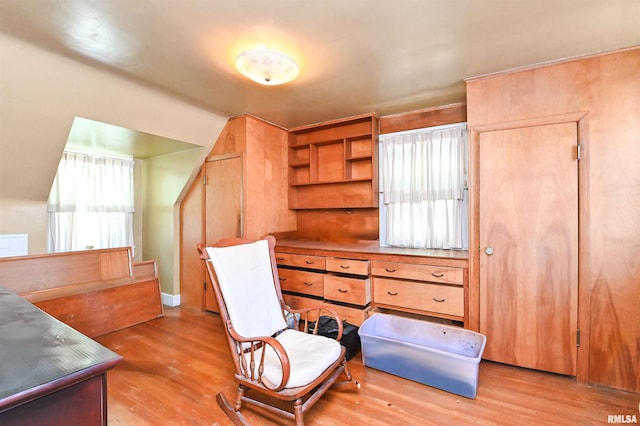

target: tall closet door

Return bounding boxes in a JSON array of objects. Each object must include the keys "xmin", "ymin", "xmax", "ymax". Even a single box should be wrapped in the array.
[
  {"xmin": 479, "ymin": 123, "xmax": 578, "ymax": 376},
  {"xmin": 204, "ymin": 155, "xmax": 243, "ymax": 312}
]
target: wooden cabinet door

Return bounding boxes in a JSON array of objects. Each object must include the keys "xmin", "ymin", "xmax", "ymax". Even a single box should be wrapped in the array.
[
  {"xmin": 179, "ymin": 169, "xmax": 205, "ymax": 311},
  {"xmin": 479, "ymin": 123, "xmax": 578, "ymax": 376},
  {"xmin": 204, "ymin": 155, "xmax": 243, "ymax": 312}
]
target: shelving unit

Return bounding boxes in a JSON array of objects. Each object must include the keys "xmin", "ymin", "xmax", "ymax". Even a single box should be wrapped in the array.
[{"xmin": 288, "ymin": 113, "xmax": 379, "ymax": 209}]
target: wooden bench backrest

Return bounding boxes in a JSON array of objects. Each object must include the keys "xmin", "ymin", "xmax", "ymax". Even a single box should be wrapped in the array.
[
  {"xmin": 133, "ymin": 260, "xmax": 158, "ymax": 281},
  {"xmin": 0, "ymin": 247, "xmax": 133, "ymax": 295}
]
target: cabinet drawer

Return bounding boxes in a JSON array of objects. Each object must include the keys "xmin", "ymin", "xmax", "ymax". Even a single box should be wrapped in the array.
[
  {"xmin": 373, "ymin": 277, "xmax": 463, "ymax": 317},
  {"xmin": 275, "ymin": 253, "xmax": 326, "ymax": 271},
  {"xmin": 283, "ymin": 294, "xmax": 322, "ymax": 323},
  {"xmin": 323, "ymin": 302, "xmax": 369, "ymax": 326},
  {"xmin": 282, "ymin": 294, "xmax": 368, "ymax": 326},
  {"xmin": 278, "ymin": 268, "xmax": 324, "ymax": 298},
  {"xmin": 326, "ymin": 257, "xmax": 370, "ymax": 276},
  {"xmin": 371, "ymin": 260, "xmax": 463, "ymax": 285},
  {"xmin": 324, "ymin": 274, "xmax": 371, "ymax": 306}
]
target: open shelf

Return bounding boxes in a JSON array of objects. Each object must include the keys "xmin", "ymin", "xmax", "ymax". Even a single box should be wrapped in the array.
[
  {"xmin": 288, "ymin": 113, "xmax": 379, "ymax": 209},
  {"xmin": 289, "ymin": 177, "xmax": 373, "ymax": 187},
  {"xmin": 289, "ymin": 145, "xmax": 310, "ymax": 165},
  {"xmin": 345, "ymin": 136, "xmax": 373, "ymax": 159}
]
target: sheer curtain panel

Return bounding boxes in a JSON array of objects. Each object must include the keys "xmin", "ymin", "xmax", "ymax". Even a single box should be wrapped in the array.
[
  {"xmin": 380, "ymin": 124, "xmax": 467, "ymax": 249},
  {"xmin": 48, "ymin": 152, "xmax": 135, "ymax": 253}
]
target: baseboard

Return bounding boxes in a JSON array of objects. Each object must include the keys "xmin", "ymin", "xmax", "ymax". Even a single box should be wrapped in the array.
[{"xmin": 161, "ymin": 292, "xmax": 181, "ymax": 307}]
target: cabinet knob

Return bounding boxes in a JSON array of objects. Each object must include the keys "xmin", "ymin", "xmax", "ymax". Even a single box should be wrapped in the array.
[{"xmin": 485, "ymin": 246, "xmax": 494, "ymax": 255}]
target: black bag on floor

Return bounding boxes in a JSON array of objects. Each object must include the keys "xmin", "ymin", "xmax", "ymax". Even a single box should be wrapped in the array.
[{"xmin": 308, "ymin": 315, "xmax": 361, "ymax": 360}]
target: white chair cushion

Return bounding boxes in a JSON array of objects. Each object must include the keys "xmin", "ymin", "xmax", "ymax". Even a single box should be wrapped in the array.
[
  {"xmin": 206, "ymin": 240, "xmax": 287, "ymax": 338},
  {"xmin": 246, "ymin": 329, "xmax": 342, "ymax": 389}
]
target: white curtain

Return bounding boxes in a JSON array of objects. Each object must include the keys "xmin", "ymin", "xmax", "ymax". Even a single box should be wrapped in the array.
[
  {"xmin": 48, "ymin": 151, "xmax": 135, "ymax": 252},
  {"xmin": 381, "ymin": 125, "xmax": 467, "ymax": 249}
]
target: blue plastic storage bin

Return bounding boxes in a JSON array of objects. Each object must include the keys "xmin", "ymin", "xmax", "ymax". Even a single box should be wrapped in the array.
[{"xmin": 358, "ymin": 313, "xmax": 486, "ymax": 398}]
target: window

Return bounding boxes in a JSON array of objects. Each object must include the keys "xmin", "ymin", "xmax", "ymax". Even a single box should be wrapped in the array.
[
  {"xmin": 379, "ymin": 123, "xmax": 468, "ymax": 249},
  {"xmin": 48, "ymin": 151, "xmax": 135, "ymax": 253}
]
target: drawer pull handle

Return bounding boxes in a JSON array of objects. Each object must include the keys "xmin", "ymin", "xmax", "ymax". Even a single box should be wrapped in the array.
[
  {"xmin": 338, "ymin": 289, "xmax": 348, "ymax": 293},
  {"xmin": 431, "ymin": 272, "xmax": 445, "ymax": 278},
  {"xmin": 305, "ymin": 260, "xmax": 315, "ymax": 265},
  {"xmin": 340, "ymin": 265, "xmax": 350, "ymax": 269},
  {"xmin": 304, "ymin": 282, "xmax": 314, "ymax": 286},
  {"xmin": 385, "ymin": 268, "xmax": 397, "ymax": 273},
  {"xmin": 276, "ymin": 257, "xmax": 285, "ymax": 261},
  {"xmin": 387, "ymin": 291, "xmax": 398, "ymax": 296},
  {"xmin": 279, "ymin": 278, "xmax": 287, "ymax": 281},
  {"xmin": 433, "ymin": 297, "xmax": 446, "ymax": 303}
]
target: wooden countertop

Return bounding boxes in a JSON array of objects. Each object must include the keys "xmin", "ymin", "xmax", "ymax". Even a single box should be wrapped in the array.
[{"xmin": 275, "ymin": 239, "xmax": 469, "ymax": 267}]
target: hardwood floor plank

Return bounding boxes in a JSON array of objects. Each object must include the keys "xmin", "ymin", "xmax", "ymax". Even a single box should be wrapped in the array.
[{"xmin": 96, "ymin": 307, "xmax": 639, "ymax": 425}]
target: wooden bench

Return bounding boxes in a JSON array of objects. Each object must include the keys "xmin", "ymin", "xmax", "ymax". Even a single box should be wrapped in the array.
[{"xmin": 0, "ymin": 247, "xmax": 164, "ymax": 338}]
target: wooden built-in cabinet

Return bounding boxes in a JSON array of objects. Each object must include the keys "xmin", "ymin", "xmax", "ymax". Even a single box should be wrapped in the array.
[
  {"xmin": 275, "ymin": 241, "xmax": 469, "ymax": 327},
  {"xmin": 466, "ymin": 47, "xmax": 640, "ymax": 393},
  {"xmin": 288, "ymin": 113, "xmax": 379, "ymax": 209},
  {"xmin": 179, "ymin": 82, "xmax": 639, "ymax": 394}
]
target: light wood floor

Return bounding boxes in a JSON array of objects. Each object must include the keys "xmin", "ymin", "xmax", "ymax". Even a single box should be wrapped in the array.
[{"xmin": 96, "ymin": 307, "xmax": 638, "ymax": 426}]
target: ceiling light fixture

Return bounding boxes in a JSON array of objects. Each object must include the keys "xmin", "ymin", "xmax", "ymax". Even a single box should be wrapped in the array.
[{"xmin": 235, "ymin": 49, "xmax": 299, "ymax": 86}]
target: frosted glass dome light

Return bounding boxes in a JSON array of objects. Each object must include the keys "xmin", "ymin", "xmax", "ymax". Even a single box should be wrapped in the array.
[{"xmin": 235, "ymin": 49, "xmax": 299, "ymax": 86}]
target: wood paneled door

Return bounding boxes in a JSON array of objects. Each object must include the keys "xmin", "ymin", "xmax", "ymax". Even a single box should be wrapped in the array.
[
  {"xmin": 203, "ymin": 154, "xmax": 243, "ymax": 312},
  {"xmin": 479, "ymin": 122, "xmax": 579, "ymax": 376}
]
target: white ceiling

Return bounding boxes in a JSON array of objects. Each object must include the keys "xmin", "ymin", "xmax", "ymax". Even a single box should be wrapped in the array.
[{"xmin": 0, "ymin": 0, "xmax": 639, "ymax": 129}]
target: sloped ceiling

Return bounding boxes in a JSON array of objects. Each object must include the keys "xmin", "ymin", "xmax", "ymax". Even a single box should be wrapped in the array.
[
  {"xmin": 1, "ymin": 0, "xmax": 638, "ymax": 129},
  {"xmin": 66, "ymin": 117, "xmax": 201, "ymax": 159}
]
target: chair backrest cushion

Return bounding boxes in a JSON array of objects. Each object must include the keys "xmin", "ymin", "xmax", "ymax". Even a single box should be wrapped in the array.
[{"xmin": 206, "ymin": 240, "xmax": 287, "ymax": 338}]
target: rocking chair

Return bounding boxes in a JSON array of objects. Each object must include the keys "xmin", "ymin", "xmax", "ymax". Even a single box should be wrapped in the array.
[{"xmin": 197, "ymin": 236, "xmax": 358, "ymax": 425}]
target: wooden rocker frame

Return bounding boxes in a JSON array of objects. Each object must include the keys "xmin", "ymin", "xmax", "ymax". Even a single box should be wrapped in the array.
[{"xmin": 198, "ymin": 236, "xmax": 358, "ymax": 425}]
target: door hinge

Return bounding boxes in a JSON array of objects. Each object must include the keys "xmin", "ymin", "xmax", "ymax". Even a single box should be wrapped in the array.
[
  {"xmin": 577, "ymin": 144, "xmax": 582, "ymax": 162},
  {"xmin": 576, "ymin": 329, "xmax": 581, "ymax": 347}
]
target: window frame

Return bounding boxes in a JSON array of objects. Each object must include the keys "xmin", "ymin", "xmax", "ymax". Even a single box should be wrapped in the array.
[{"xmin": 378, "ymin": 122, "xmax": 468, "ymax": 249}]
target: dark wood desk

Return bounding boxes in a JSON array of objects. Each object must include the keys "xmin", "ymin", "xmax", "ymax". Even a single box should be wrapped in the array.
[{"xmin": 0, "ymin": 287, "xmax": 122, "ymax": 425}]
